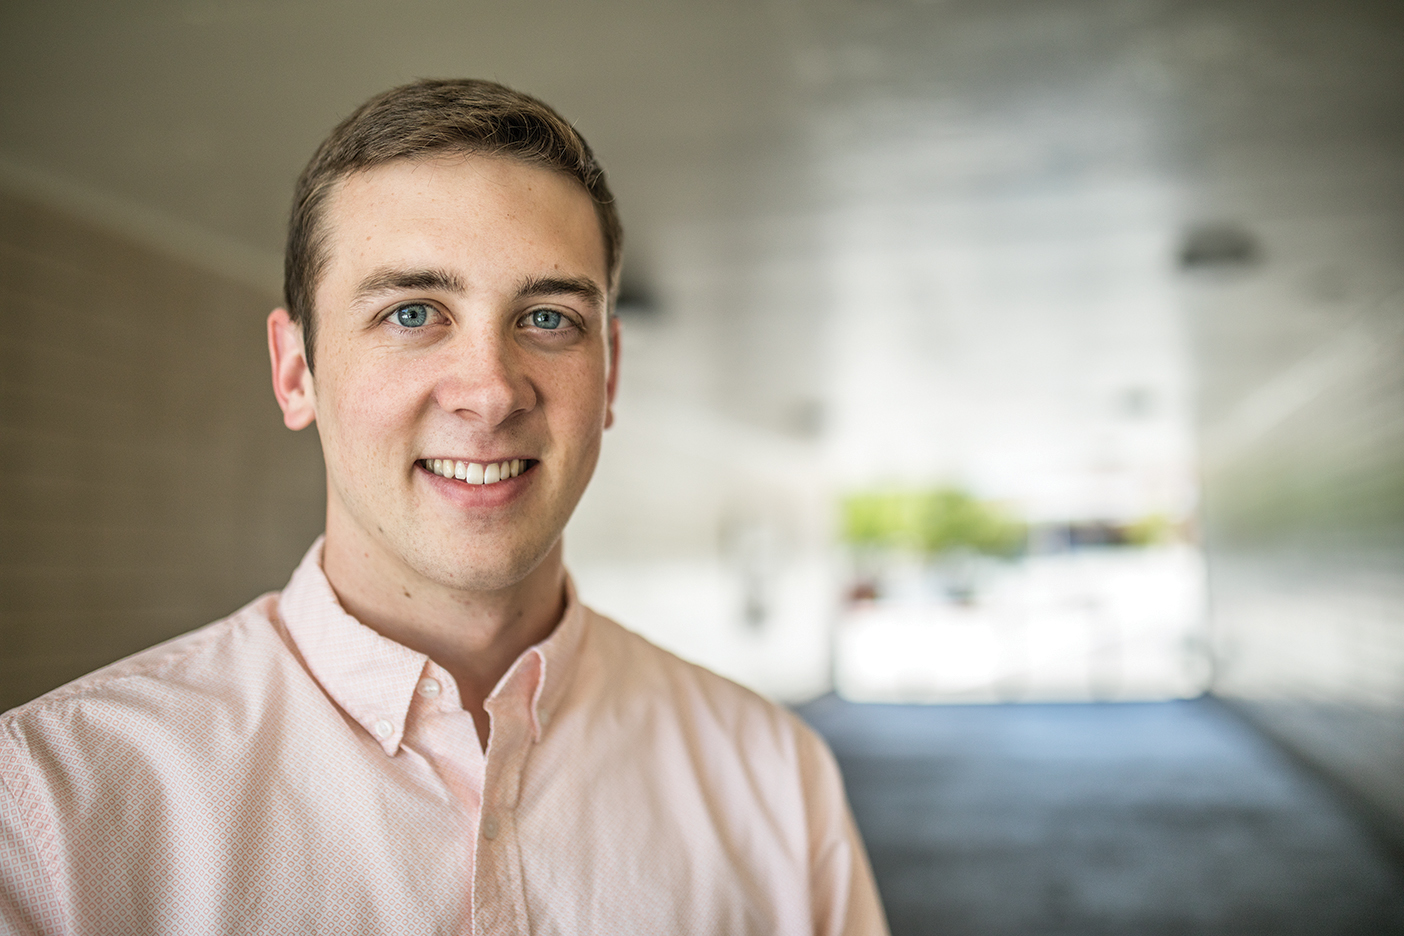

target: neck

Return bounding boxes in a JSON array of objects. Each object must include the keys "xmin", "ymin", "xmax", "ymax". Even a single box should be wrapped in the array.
[{"xmin": 320, "ymin": 520, "xmax": 567, "ymax": 742}]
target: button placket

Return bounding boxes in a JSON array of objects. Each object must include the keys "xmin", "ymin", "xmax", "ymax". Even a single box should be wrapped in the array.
[
  {"xmin": 472, "ymin": 661, "xmax": 538, "ymax": 934},
  {"xmin": 490, "ymin": 715, "xmax": 534, "ymax": 813}
]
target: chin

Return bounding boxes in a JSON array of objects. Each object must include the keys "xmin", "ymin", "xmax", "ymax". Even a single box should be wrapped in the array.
[{"xmin": 407, "ymin": 535, "xmax": 559, "ymax": 593}]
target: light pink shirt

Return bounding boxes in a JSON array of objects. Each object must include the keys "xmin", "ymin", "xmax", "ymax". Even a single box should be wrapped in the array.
[{"xmin": 0, "ymin": 540, "xmax": 887, "ymax": 935}]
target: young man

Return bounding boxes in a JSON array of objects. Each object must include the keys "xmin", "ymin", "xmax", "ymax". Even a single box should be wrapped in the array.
[{"xmin": 0, "ymin": 80, "xmax": 887, "ymax": 935}]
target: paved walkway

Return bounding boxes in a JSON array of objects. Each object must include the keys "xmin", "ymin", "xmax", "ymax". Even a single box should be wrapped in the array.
[{"xmin": 796, "ymin": 696, "xmax": 1404, "ymax": 935}]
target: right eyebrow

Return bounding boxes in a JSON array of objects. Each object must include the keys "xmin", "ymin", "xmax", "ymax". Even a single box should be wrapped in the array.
[
  {"xmin": 352, "ymin": 267, "xmax": 468, "ymax": 301},
  {"xmin": 513, "ymin": 274, "xmax": 606, "ymax": 310}
]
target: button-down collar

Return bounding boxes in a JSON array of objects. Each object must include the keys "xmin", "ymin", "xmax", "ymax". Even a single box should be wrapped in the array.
[{"xmin": 277, "ymin": 537, "xmax": 588, "ymax": 755}]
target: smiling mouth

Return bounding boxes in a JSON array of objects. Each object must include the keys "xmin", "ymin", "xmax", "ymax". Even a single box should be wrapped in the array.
[{"xmin": 421, "ymin": 458, "xmax": 534, "ymax": 485}]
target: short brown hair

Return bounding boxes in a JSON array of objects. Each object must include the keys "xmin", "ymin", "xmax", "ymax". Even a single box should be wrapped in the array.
[{"xmin": 284, "ymin": 79, "xmax": 623, "ymax": 371}]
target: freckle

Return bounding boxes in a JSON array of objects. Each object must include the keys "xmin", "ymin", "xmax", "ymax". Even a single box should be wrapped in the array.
[{"xmin": 403, "ymin": 588, "xmax": 412, "ymax": 599}]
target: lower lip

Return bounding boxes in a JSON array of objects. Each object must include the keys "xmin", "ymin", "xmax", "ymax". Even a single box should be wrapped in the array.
[{"xmin": 418, "ymin": 462, "xmax": 533, "ymax": 508}]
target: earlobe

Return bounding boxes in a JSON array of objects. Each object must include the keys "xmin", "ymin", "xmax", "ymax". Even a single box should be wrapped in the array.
[
  {"xmin": 604, "ymin": 316, "xmax": 621, "ymax": 429},
  {"xmin": 268, "ymin": 308, "xmax": 317, "ymax": 430}
]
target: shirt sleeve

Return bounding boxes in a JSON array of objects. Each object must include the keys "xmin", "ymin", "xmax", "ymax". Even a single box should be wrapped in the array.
[
  {"xmin": 797, "ymin": 723, "xmax": 890, "ymax": 936},
  {"xmin": 0, "ymin": 737, "xmax": 64, "ymax": 936}
]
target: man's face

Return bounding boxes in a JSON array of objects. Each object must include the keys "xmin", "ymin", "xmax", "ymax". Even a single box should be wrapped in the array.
[{"xmin": 289, "ymin": 155, "xmax": 617, "ymax": 592}]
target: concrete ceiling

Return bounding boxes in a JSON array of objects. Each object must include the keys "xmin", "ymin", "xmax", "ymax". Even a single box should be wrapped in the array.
[
  {"xmin": 3, "ymin": 0, "xmax": 1401, "ymax": 530},
  {"xmin": 4, "ymin": 0, "xmax": 1396, "ymax": 261}
]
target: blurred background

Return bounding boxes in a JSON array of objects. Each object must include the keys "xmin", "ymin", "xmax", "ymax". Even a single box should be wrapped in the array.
[{"xmin": 2, "ymin": 0, "xmax": 1403, "ymax": 931}]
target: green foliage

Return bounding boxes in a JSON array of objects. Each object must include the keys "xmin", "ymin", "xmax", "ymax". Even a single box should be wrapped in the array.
[
  {"xmin": 840, "ymin": 487, "xmax": 1025, "ymax": 557},
  {"xmin": 1123, "ymin": 513, "xmax": 1175, "ymax": 546}
]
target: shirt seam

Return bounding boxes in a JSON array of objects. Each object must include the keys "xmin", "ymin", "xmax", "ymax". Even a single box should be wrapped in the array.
[{"xmin": 0, "ymin": 735, "xmax": 66, "ymax": 926}]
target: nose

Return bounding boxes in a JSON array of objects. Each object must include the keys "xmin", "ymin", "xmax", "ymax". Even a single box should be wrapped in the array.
[{"xmin": 432, "ymin": 328, "xmax": 535, "ymax": 427}]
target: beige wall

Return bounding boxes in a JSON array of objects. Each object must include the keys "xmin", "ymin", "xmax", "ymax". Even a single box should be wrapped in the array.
[{"xmin": 0, "ymin": 190, "xmax": 325, "ymax": 711}]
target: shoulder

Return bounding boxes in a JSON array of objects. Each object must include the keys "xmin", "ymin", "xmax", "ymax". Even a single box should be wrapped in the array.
[
  {"xmin": 574, "ymin": 605, "xmax": 830, "ymax": 767},
  {"xmin": 0, "ymin": 593, "xmax": 291, "ymax": 763},
  {"xmin": 0, "ymin": 592, "xmax": 300, "ymax": 924},
  {"xmin": 525, "ymin": 606, "xmax": 879, "ymax": 932}
]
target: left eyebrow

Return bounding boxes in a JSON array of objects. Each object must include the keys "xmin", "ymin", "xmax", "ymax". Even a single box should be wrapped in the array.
[
  {"xmin": 352, "ymin": 266, "xmax": 468, "ymax": 300},
  {"xmin": 514, "ymin": 274, "xmax": 606, "ymax": 310}
]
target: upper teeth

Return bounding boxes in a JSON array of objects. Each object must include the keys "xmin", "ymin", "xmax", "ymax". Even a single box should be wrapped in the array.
[{"xmin": 429, "ymin": 458, "xmax": 523, "ymax": 484}]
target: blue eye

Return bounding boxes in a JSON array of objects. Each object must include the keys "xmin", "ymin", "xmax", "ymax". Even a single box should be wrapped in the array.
[
  {"xmin": 530, "ymin": 309, "xmax": 564, "ymax": 330},
  {"xmin": 394, "ymin": 303, "xmax": 429, "ymax": 328}
]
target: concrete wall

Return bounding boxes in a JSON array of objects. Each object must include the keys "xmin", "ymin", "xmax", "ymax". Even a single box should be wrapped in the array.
[
  {"xmin": 1195, "ymin": 262, "xmax": 1404, "ymax": 837},
  {"xmin": 1183, "ymin": 0, "xmax": 1404, "ymax": 839},
  {"xmin": 0, "ymin": 190, "xmax": 325, "ymax": 711}
]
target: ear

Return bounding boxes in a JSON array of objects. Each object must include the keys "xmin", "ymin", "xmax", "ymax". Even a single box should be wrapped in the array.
[
  {"xmin": 268, "ymin": 308, "xmax": 316, "ymax": 430},
  {"xmin": 604, "ymin": 315, "xmax": 622, "ymax": 429}
]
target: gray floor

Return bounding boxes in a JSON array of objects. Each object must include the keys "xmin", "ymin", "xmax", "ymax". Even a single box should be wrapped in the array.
[{"xmin": 796, "ymin": 696, "xmax": 1404, "ymax": 936}]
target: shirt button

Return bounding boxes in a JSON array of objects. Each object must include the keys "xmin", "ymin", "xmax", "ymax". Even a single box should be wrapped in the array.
[
  {"xmin": 417, "ymin": 677, "xmax": 441, "ymax": 699},
  {"xmin": 482, "ymin": 815, "xmax": 499, "ymax": 840},
  {"xmin": 538, "ymin": 709, "xmax": 551, "ymax": 728},
  {"xmin": 373, "ymin": 718, "xmax": 394, "ymax": 740}
]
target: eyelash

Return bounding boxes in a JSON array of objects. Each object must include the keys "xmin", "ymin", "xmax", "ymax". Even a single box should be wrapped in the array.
[
  {"xmin": 519, "ymin": 307, "xmax": 581, "ymax": 333},
  {"xmin": 380, "ymin": 302, "xmax": 583, "ymax": 335}
]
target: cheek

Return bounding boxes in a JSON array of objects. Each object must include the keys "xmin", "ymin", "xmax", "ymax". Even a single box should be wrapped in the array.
[
  {"xmin": 319, "ymin": 358, "xmax": 430, "ymax": 460},
  {"xmin": 540, "ymin": 358, "xmax": 610, "ymax": 432}
]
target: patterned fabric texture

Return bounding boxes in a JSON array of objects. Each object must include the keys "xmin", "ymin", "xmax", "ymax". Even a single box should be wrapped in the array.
[{"xmin": 0, "ymin": 540, "xmax": 888, "ymax": 935}]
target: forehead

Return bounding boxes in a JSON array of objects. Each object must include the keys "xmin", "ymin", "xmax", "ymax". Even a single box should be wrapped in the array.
[{"xmin": 318, "ymin": 155, "xmax": 607, "ymax": 294}]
